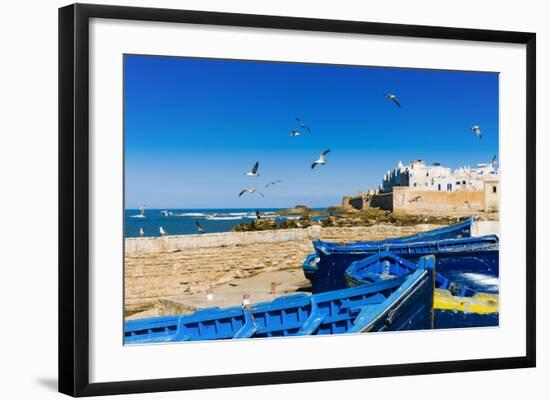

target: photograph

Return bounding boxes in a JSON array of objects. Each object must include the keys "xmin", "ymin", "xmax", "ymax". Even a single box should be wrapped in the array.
[{"xmin": 123, "ymin": 54, "xmax": 500, "ymax": 344}]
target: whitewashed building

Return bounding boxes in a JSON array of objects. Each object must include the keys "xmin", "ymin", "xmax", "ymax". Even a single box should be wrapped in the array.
[{"xmin": 380, "ymin": 159, "xmax": 499, "ymax": 193}]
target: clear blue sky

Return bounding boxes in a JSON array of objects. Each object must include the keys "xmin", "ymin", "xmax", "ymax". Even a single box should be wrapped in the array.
[{"xmin": 124, "ymin": 55, "xmax": 498, "ymax": 209}]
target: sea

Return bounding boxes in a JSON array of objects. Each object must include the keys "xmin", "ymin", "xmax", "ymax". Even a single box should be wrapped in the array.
[{"xmin": 125, "ymin": 208, "xmax": 326, "ymax": 238}]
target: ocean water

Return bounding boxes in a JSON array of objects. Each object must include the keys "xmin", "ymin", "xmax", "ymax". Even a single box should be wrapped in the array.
[{"xmin": 125, "ymin": 208, "xmax": 326, "ymax": 238}]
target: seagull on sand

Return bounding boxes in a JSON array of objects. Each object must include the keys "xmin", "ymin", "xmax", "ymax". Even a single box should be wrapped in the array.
[
  {"xmin": 409, "ymin": 195, "xmax": 423, "ymax": 203},
  {"xmin": 471, "ymin": 125, "xmax": 482, "ymax": 139},
  {"xmin": 239, "ymin": 189, "xmax": 264, "ymax": 197},
  {"xmin": 265, "ymin": 180, "xmax": 282, "ymax": 188},
  {"xmin": 139, "ymin": 228, "xmax": 145, "ymax": 237},
  {"xmin": 159, "ymin": 226, "xmax": 167, "ymax": 236},
  {"xmin": 244, "ymin": 162, "xmax": 260, "ymax": 177},
  {"xmin": 385, "ymin": 93, "xmax": 401, "ymax": 107},
  {"xmin": 195, "ymin": 221, "xmax": 206, "ymax": 234},
  {"xmin": 295, "ymin": 117, "xmax": 311, "ymax": 133},
  {"xmin": 311, "ymin": 150, "xmax": 331, "ymax": 169}
]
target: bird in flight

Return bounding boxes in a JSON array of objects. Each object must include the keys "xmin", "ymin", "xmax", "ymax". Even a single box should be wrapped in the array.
[
  {"xmin": 159, "ymin": 226, "xmax": 167, "ymax": 236},
  {"xmin": 409, "ymin": 195, "xmax": 423, "ymax": 203},
  {"xmin": 239, "ymin": 189, "xmax": 264, "ymax": 197},
  {"xmin": 265, "ymin": 180, "xmax": 282, "ymax": 188},
  {"xmin": 385, "ymin": 93, "xmax": 401, "ymax": 107},
  {"xmin": 295, "ymin": 117, "xmax": 311, "ymax": 133},
  {"xmin": 244, "ymin": 161, "xmax": 260, "ymax": 177},
  {"xmin": 290, "ymin": 129, "xmax": 300, "ymax": 137},
  {"xmin": 195, "ymin": 221, "xmax": 206, "ymax": 234},
  {"xmin": 311, "ymin": 150, "xmax": 331, "ymax": 169},
  {"xmin": 471, "ymin": 125, "xmax": 482, "ymax": 139}
]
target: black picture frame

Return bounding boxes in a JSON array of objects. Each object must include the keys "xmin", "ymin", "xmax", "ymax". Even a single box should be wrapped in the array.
[{"xmin": 59, "ymin": 3, "xmax": 536, "ymax": 397}]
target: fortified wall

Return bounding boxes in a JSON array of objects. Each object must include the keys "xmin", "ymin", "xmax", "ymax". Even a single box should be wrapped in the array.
[{"xmin": 124, "ymin": 224, "xmax": 450, "ymax": 314}]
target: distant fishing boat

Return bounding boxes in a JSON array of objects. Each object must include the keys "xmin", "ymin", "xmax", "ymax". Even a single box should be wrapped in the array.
[
  {"xmin": 302, "ymin": 217, "xmax": 474, "ymax": 284},
  {"xmin": 125, "ymin": 256, "xmax": 435, "ymax": 344},
  {"xmin": 311, "ymin": 235, "xmax": 499, "ymax": 293},
  {"xmin": 345, "ymin": 251, "xmax": 476, "ymax": 297}
]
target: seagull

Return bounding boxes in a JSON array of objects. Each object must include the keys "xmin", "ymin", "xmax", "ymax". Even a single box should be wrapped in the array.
[
  {"xmin": 295, "ymin": 117, "xmax": 311, "ymax": 133},
  {"xmin": 311, "ymin": 150, "xmax": 331, "ymax": 169},
  {"xmin": 385, "ymin": 93, "xmax": 401, "ymax": 107},
  {"xmin": 195, "ymin": 221, "xmax": 205, "ymax": 234},
  {"xmin": 471, "ymin": 125, "xmax": 482, "ymax": 139},
  {"xmin": 244, "ymin": 162, "xmax": 260, "ymax": 177},
  {"xmin": 238, "ymin": 189, "xmax": 264, "ymax": 197},
  {"xmin": 290, "ymin": 130, "xmax": 300, "ymax": 137},
  {"xmin": 159, "ymin": 226, "xmax": 167, "ymax": 236},
  {"xmin": 139, "ymin": 228, "xmax": 145, "ymax": 237},
  {"xmin": 409, "ymin": 195, "xmax": 422, "ymax": 203},
  {"xmin": 265, "ymin": 180, "xmax": 282, "ymax": 188}
]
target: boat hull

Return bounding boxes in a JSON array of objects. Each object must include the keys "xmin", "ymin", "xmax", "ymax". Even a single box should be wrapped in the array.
[{"xmin": 312, "ymin": 236, "xmax": 499, "ymax": 294}]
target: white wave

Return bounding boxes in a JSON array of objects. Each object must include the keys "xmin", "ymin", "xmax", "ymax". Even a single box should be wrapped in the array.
[
  {"xmin": 129, "ymin": 215, "xmax": 146, "ymax": 218},
  {"xmin": 176, "ymin": 213, "xmax": 207, "ymax": 217},
  {"xmin": 205, "ymin": 216, "xmax": 243, "ymax": 221},
  {"xmin": 283, "ymin": 215, "xmax": 301, "ymax": 220}
]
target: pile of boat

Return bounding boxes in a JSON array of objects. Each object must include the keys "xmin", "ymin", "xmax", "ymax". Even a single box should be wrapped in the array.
[{"xmin": 125, "ymin": 217, "xmax": 499, "ymax": 344}]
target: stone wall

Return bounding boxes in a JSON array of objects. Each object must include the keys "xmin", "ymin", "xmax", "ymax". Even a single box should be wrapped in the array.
[
  {"xmin": 124, "ymin": 224, "xmax": 443, "ymax": 314},
  {"xmin": 392, "ymin": 187, "xmax": 485, "ymax": 214}
]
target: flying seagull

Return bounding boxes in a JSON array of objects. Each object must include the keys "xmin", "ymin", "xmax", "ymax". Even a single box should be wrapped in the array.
[
  {"xmin": 239, "ymin": 189, "xmax": 264, "ymax": 197},
  {"xmin": 290, "ymin": 130, "xmax": 300, "ymax": 137},
  {"xmin": 385, "ymin": 93, "xmax": 401, "ymax": 107},
  {"xmin": 409, "ymin": 195, "xmax": 423, "ymax": 203},
  {"xmin": 244, "ymin": 161, "xmax": 260, "ymax": 177},
  {"xmin": 295, "ymin": 117, "xmax": 311, "ymax": 133},
  {"xmin": 265, "ymin": 180, "xmax": 282, "ymax": 188},
  {"xmin": 471, "ymin": 125, "xmax": 482, "ymax": 139},
  {"xmin": 139, "ymin": 228, "xmax": 145, "ymax": 237},
  {"xmin": 311, "ymin": 150, "xmax": 331, "ymax": 169},
  {"xmin": 195, "ymin": 221, "xmax": 205, "ymax": 234},
  {"xmin": 159, "ymin": 226, "xmax": 167, "ymax": 236}
]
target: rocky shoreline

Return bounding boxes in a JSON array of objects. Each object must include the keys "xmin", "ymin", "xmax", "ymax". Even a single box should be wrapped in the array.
[{"xmin": 232, "ymin": 205, "xmax": 497, "ymax": 232}]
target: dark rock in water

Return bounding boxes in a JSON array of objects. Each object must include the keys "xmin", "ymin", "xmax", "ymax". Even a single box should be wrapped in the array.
[
  {"xmin": 231, "ymin": 218, "xmax": 277, "ymax": 232},
  {"xmin": 278, "ymin": 205, "xmax": 311, "ymax": 216}
]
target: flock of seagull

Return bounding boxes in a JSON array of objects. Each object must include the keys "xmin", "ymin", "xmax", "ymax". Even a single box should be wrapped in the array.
[{"xmin": 136, "ymin": 92, "xmax": 489, "ymax": 237}]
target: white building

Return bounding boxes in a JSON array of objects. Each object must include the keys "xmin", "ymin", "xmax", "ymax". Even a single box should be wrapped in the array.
[{"xmin": 380, "ymin": 159, "xmax": 499, "ymax": 193}]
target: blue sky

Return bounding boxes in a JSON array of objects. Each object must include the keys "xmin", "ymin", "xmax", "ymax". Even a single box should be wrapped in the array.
[{"xmin": 124, "ymin": 55, "xmax": 498, "ymax": 209}]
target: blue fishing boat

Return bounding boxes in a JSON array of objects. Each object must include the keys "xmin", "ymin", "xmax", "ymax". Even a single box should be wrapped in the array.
[
  {"xmin": 312, "ymin": 235, "xmax": 499, "ymax": 294},
  {"xmin": 345, "ymin": 251, "xmax": 476, "ymax": 297},
  {"xmin": 125, "ymin": 256, "xmax": 435, "ymax": 344},
  {"xmin": 302, "ymin": 217, "xmax": 474, "ymax": 284}
]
